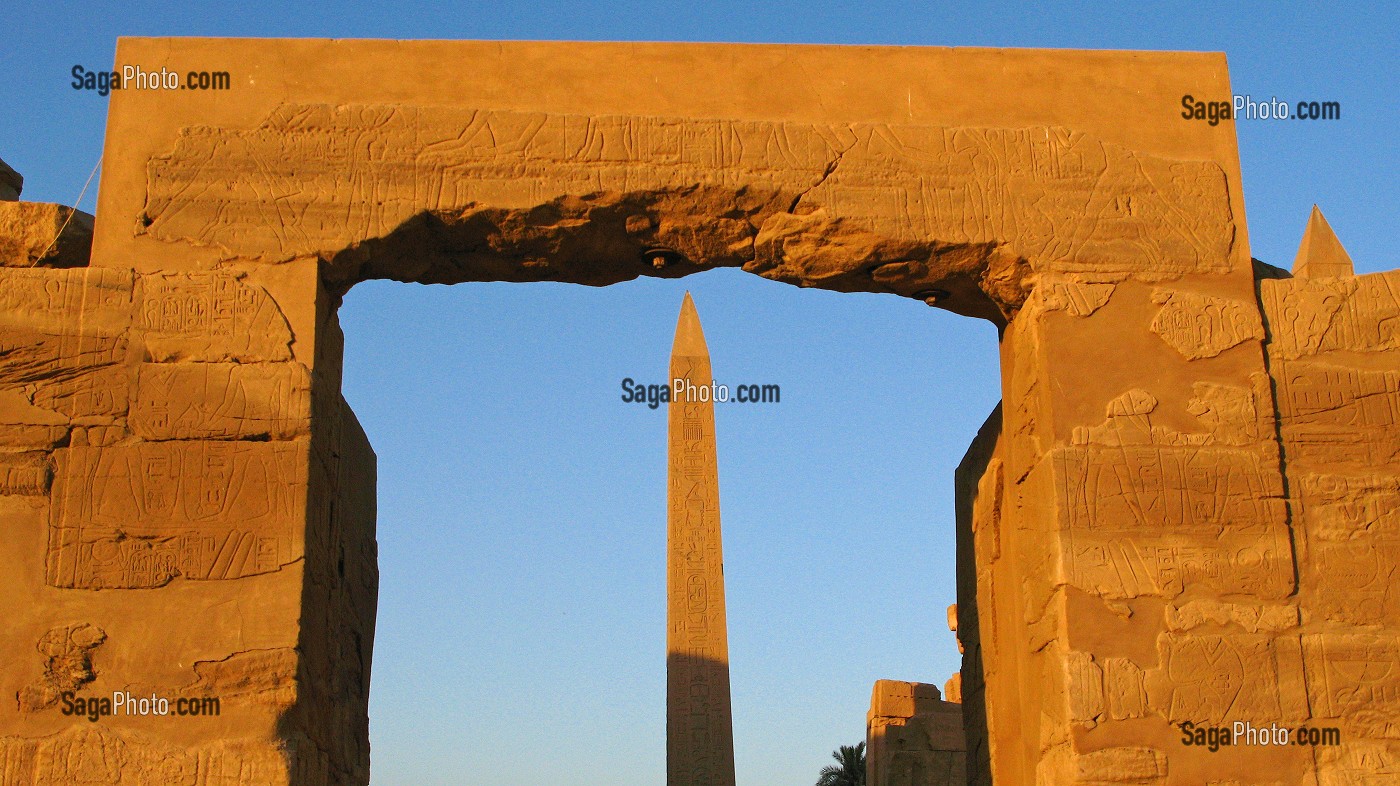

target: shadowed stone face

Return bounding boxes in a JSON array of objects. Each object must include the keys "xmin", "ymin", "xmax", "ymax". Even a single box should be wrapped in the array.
[
  {"xmin": 0, "ymin": 155, "xmax": 21, "ymax": 200},
  {"xmin": 0, "ymin": 39, "xmax": 1394, "ymax": 786}
]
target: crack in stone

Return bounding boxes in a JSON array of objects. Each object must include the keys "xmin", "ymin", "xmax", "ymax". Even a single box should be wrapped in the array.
[{"xmin": 787, "ymin": 140, "xmax": 854, "ymax": 214}]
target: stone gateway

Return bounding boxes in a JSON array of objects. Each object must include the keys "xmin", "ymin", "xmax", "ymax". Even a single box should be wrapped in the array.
[{"xmin": 0, "ymin": 39, "xmax": 1395, "ymax": 785}]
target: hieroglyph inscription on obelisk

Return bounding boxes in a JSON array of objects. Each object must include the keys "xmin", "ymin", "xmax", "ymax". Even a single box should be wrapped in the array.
[{"xmin": 667, "ymin": 292, "xmax": 738, "ymax": 786}]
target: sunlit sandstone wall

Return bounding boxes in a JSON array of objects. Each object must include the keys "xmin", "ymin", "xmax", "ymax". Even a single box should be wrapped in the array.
[
  {"xmin": 957, "ymin": 241, "xmax": 1399, "ymax": 785},
  {"xmin": 0, "ymin": 253, "xmax": 376, "ymax": 782},
  {"xmin": 0, "ymin": 39, "xmax": 1392, "ymax": 786},
  {"xmin": 867, "ymin": 680, "xmax": 966, "ymax": 786}
]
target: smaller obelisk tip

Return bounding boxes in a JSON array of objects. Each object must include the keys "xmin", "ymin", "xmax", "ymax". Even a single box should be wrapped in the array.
[
  {"xmin": 672, "ymin": 291, "xmax": 709, "ymax": 357},
  {"xmin": 1293, "ymin": 205, "xmax": 1354, "ymax": 278}
]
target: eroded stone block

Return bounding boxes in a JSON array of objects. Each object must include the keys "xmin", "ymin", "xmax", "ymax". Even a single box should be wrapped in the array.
[
  {"xmin": 867, "ymin": 680, "xmax": 966, "ymax": 786},
  {"xmin": 16, "ymin": 622, "xmax": 106, "ymax": 712}
]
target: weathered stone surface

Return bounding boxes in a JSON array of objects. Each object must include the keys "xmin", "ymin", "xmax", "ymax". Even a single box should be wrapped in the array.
[
  {"xmin": 0, "ymin": 201, "xmax": 94, "ymax": 267},
  {"xmin": 667, "ymin": 293, "xmax": 735, "ymax": 786},
  {"xmin": 16, "ymin": 622, "xmax": 106, "ymax": 712}
]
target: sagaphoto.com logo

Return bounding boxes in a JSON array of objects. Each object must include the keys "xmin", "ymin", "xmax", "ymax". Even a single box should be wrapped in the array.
[
  {"xmin": 71, "ymin": 64, "xmax": 231, "ymax": 96},
  {"xmin": 620, "ymin": 378, "xmax": 781, "ymax": 409},
  {"xmin": 1180, "ymin": 93, "xmax": 1341, "ymax": 125},
  {"xmin": 59, "ymin": 690, "xmax": 221, "ymax": 723}
]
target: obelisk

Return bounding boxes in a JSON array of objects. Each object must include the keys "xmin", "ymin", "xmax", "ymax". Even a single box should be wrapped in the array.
[{"xmin": 667, "ymin": 292, "xmax": 737, "ymax": 786}]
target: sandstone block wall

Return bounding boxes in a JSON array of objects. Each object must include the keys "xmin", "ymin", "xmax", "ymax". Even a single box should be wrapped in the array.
[
  {"xmin": 0, "ymin": 204, "xmax": 377, "ymax": 783},
  {"xmin": 956, "ymin": 217, "xmax": 1398, "ymax": 784},
  {"xmin": 867, "ymin": 680, "xmax": 967, "ymax": 786}
]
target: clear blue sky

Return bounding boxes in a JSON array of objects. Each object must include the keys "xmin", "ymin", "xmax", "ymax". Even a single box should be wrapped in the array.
[{"xmin": 4, "ymin": 3, "xmax": 1394, "ymax": 785}]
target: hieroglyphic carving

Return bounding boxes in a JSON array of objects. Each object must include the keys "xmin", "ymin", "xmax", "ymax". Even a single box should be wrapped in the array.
[
  {"xmin": 1070, "ymin": 748, "xmax": 1165, "ymax": 783},
  {"xmin": 1103, "ymin": 658, "xmax": 1147, "ymax": 720},
  {"xmin": 1067, "ymin": 651, "xmax": 1105, "ymax": 724},
  {"xmin": 1150, "ymin": 289, "xmax": 1264, "ymax": 359},
  {"xmin": 131, "ymin": 363, "xmax": 311, "ymax": 441},
  {"xmin": 0, "ymin": 726, "xmax": 291, "ymax": 786},
  {"xmin": 1296, "ymin": 474, "xmax": 1400, "ymax": 625},
  {"xmin": 1037, "ymin": 276, "xmax": 1117, "ymax": 317},
  {"xmin": 1146, "ymin": 634, "xmax": 1286, "ymax": 725},
  {"xmin": 143, "ymin": 106, "xmax": 1234, "ymax": 276},
  {"xmin": 46, "ymin": 441, "xmax": 306, "ymax": 589},
  {"xmin": 1261, "ymin": 271, "xmax": 1400, "ymax": 359},
  {"xmin": 1303, "ymin": 633, "xmax": 1400, "ymax": 725},
  {"xmin": 138, "ymin": 273, "xmax": 293, "ymax": 362},
  {"xmin": 1056, "ymin": 441, "xmax": 1290, "ymax": 598},
  {"xmin": 1255, "ymin": 263, "xmax": 1400, "ymax": 768},
  {"xmin": 1272, "ymin": 360, "xmax": 1400, "ymax": 468},
  {"xmin": 1058, "ymin": 386, "xmax": 1291, "ymax": 599},
  {"xmin": 0, "ymin": 267, "xmax": 132, "ymax": 336},
  {"xmin": 0, "ymin": 269, "xmax": 133, "ymax": 424},
  {"xmin": 1314, "ymin": 741, "xmax": 1400, "ymax": 785},
  {"xmin": 0, "ymin": 452, "xmax": 49, "ymax": 496}
]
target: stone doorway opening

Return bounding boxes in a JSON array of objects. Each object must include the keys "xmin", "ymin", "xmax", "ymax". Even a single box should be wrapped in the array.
[{"xmin": 335, "ymin": 270, "xmax": 999, "ymax": 785}]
